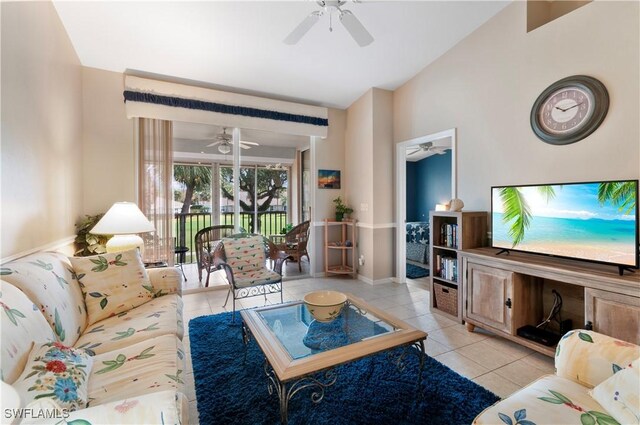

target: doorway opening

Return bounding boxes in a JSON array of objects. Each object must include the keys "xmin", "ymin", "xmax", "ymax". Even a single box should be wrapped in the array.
[{"xmin": 395, "ymin": 128, "xmax": 457, "ymax": 285}]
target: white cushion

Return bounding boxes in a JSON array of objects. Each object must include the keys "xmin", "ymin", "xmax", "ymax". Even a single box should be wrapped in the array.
[
  {"xmin": 69, "ymin": 250, "xmax": 154, "ymax": 325},
  {"xmin": 590, "ymin": 357, "xmax": 640, "ymax": 425}
]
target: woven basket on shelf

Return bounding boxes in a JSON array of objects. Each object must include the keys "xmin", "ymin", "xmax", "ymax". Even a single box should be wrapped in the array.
[{"xmin": 434, "ymin": 282, "xmax": 458, "ymax": 317}]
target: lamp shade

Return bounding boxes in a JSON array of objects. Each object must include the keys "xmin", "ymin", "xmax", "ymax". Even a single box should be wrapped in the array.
[{"xmin": 91, "ymin": 202, "xmax": 155, "ymax": 235}]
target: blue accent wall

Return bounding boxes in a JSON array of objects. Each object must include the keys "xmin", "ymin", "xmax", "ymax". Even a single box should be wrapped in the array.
[{"xmin": 406, "ymin": 150, "xmax": 452, "ymax": 221}]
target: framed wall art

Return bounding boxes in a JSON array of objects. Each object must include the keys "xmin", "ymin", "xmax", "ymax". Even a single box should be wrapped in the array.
[{"xmin": 318, "ymin": 169, "xmax": 341, "ymax": 189}]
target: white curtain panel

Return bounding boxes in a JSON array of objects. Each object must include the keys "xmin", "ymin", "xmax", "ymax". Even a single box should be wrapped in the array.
[{"xmin": 138, "ymin": 118, "xmax": 174, "ymax": 265}]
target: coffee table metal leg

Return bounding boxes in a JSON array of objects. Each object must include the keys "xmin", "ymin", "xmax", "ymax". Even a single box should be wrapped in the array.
[
  {"xmin": 264, "ymin": 360, "xmax": 338, "ymax": 424},
  {"xmin": 264, "ymin": 361, "xmax": 289, "ymax": 424},
  {"xmin": 241, "ymin": 322, "xmax": 251, "ymax": 363},
  {"xmin": 415, "ymin": 340, "xmax": 426, "ymax": 395},
  {"xmin": 387, "ymin": 340, "xmax": 426, "ymax": 395}
]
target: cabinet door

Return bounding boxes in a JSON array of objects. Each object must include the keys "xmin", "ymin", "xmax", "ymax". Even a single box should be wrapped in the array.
[
  {"xmin": 465, "ymin": 263, "xmax": 513, "ymax": 333},
  {"xmin": 585, "ymin": 288, "xmax": 640, "ymax": 345}
]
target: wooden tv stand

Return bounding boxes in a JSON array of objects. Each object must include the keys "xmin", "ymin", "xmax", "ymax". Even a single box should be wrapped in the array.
[{"xmin": 460, "ymin": 247, "xmax": 640, "ymax": 357}]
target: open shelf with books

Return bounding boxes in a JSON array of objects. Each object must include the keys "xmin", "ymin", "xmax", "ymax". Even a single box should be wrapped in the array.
[{"xmin": 429, "ymin": 211, "xmax": 488, "ymax": 322}]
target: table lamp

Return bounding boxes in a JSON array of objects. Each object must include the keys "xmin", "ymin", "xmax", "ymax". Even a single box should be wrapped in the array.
[{"xmin": 91, "ymin": 202, "xmax": 155, "ymax": 255}]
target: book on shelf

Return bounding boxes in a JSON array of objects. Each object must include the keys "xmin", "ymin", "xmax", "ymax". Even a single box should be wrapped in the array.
[
  {"xmin": 439, "ymin": 223, "xmax": 459, "ymax": 249},
  {"xmin": 437, "ymin": 255, "xmax": 458, "ymax": 281}
]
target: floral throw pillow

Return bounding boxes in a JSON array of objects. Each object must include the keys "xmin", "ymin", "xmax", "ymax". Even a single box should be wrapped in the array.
[
  {"xmin": 69, "ymin": 249, "xmax": 154, "ymax": 325},
  {"xmin": 589, "ymin": 357, "xmax": 640, "ymax": 425},
  {"xmin": 13, "ymin": 342, "xmax": 93, "ymax": 411}
]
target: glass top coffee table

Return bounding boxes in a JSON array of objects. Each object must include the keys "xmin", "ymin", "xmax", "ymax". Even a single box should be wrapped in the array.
[{"xmin": 240, "ymin": 293, "xmax": 427, "ymax": 424}]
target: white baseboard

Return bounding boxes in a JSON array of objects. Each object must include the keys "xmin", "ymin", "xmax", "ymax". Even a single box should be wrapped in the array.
[
  {"xmin": 1, "ymin": 236, "xmax": 76, "ymax": 264},
  {"xmin": 357, "ymin": 274, "xmax": 394, "ymax": 286},
  {"xmin": 311, "ymin": 272, "xmax": 393, "ymax": 286}
]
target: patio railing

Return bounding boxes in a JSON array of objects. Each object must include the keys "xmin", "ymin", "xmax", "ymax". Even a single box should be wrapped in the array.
[{"xmin": 174, "ymin": 211, "xmax": 288, "ymax": 263}]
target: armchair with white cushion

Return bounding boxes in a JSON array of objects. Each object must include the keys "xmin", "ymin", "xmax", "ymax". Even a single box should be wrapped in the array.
[{"xmin": 212, "ymin": 234, "xmax": 289, "ymax": 319}]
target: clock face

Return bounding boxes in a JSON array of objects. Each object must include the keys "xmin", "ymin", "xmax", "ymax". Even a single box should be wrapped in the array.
[
  {"xmin": 538, "ymin": 87, "xmax": 594, "ymax": 135},
  {"xmin": 530, "ymin": 76, "xmax": 609, "ymax": 145}
]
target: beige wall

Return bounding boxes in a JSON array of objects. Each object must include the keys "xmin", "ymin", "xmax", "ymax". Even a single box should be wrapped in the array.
[
  {"xmin": 345, "ymin": 90, "xmax": 374, "ymax": 278},
  {"xmin": 82, "ymin": 67, "xmax": 136, "ymax": 215},
  {"xmin": 344, "ymin": 88, "xmax": 395, "ymax": 282},
  {"xmin": 372, "ymin": 89, "xmax": 394, "ymax": 225},
  {"xmin": 394, "ymin": 1, "xmax": 640, "ymax": 214},
  {"xmin": 371, "ymin": 89, "xmax": 395, "ymax": 281},
  {"xmin": 1, "ymin": 1, "xmax": 83, "ymax": 258},
  {"xmin": 345, "ymin": 90, "xmax": 374, "ymax": 224},
  {"xmin": 313, "ymin": 108, "xmax": 346, "ymax": 274}
]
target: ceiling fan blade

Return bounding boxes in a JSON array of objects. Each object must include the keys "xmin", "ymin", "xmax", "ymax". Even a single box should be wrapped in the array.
[
  {"xmin": 339, "ymin": 10, "xmax": 373, "ymax": 47},
  {"xmin": 284, "ymin": 11, "xmax": 321, "ymax": 45},
  {"xmin": 239, "ymin": 141, "xmax": 259, "ymax": 146},
  {"xmin": 239, "ymin": 144, "xmax": 251, "ymax": 150},
  {"xmin": 406, "ymin": 148, "xmax": 421, "ymax": 156},
  {"xmin": 206, "ymin": 141, "xmax": 222, "ymax": 147}
]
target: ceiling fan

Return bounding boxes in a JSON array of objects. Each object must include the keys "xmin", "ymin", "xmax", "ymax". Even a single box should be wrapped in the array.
[
  {"xmin": 205, "ymin": 128, "xmax": 259, "ymax": 154},
  {"xmin": 407, "ymin": 142, "xmax": 447, "ymax": 157},
  {"xmin": 284, "ymin": 1, "xmax": 374, "ymax": 47}
]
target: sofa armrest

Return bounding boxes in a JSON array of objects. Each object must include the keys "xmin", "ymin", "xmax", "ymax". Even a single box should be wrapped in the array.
[
  {"xmin": 147, "ymin": 267, "xmax": 183, "ymax": 297},
  {"xmin": 555, "ymin": 329, "xmax": 639, "ymax": 388},
  {"xmin": 21, "ymin": 390, "xmax": 189, "ymax": 425}
]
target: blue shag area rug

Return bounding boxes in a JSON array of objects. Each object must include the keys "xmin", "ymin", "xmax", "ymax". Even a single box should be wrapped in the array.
[
  {"xmin": 406, "ymin": 263, "xmax": 430, "ymax": 279},
  {"xmin": 189, "ymin": 312, "xmax": 499, "ymax": 425}
]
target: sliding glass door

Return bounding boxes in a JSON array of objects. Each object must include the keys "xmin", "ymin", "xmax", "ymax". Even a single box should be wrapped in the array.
[{"xmin": 219, "ymin": 164, "xmax": 288, "ymax": 236}]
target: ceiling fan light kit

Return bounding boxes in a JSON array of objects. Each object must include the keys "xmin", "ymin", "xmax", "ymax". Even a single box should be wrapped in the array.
[
  {"xmin": 284, "ymin": 1, "xmax": 374, "ymax": 47},
  {"xmin": 205, "ymin": 127, "xmax": 260, "ymax": 154},
  {"xmin": 218, "ymin": 143, "xmax": 231, "ymax": 154}
]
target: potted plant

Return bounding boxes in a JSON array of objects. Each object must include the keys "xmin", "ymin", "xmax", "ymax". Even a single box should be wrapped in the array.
[
  {"xmin": 74, "ymin": 214, "xmax": 110, "ymax": 256},
  {"xmin": 333, "ymin": 197, "xmax": 354, "ymax": 222}
]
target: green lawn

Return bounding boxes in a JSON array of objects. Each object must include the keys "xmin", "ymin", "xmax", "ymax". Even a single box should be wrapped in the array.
[{"xmin": 173, "ymin": 213, "xmax": 288, "ymax": 263}]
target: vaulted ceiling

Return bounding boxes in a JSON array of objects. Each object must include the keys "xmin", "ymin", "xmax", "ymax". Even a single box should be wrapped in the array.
[{"xmin": 53, "ymin": 1, "xmax": 509, "ymax": 109}]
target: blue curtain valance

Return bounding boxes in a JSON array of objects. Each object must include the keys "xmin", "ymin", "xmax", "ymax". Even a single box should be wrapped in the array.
[{"xmin": 123, "ymin": 90, "xmax": 328, "ymax": 128}]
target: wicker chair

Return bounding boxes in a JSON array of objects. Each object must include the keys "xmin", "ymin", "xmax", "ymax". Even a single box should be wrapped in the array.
[
  {"xmin": 270, "ymin": 220, "xmax": 310, "ymax": 272},
  {"xmin": 195, "ymin": 225, "xmax": 243, "ymax": 283},
  {"xmin": 211, "ymin": 233, "xmax": 288, "ymax": 319}
]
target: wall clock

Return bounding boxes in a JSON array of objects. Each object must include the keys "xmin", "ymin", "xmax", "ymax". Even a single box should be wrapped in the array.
[{"xmin": 530, "ymin": 75, "xmax": 609, "ymax": 145}]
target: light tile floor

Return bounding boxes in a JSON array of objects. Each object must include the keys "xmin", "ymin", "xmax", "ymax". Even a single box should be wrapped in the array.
[{"xmin": 181, "ymin": 276, "xmax": 554, "ymax": 424}]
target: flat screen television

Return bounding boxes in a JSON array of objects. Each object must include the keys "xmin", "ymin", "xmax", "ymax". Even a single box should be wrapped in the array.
[{"xmin": 491, "ymin": 180, "xmax": 639, "ymax": 272}]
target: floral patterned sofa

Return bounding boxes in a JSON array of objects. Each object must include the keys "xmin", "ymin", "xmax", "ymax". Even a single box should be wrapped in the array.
[
  {"xmin": 0, "ymin": 251, "xmax": 188, "ymax": 424},
  {"xmin": 474, "ymin": 330, "xmax": 639, "ymax": 425}
]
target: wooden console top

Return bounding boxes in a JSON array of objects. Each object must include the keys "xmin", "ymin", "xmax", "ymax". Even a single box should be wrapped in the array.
[{"xmin": 461, "ymin": 247, "xmax": 640, "ymax": 297}]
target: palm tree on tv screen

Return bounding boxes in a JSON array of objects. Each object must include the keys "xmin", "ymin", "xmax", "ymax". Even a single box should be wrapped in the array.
[
  {"xmin": 499, "ymin": 185, "xmax": 556, "ymax": 247},
  {"xmin": 597, "ymin": 181, "xmax": 637, "ymax": 214}
]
